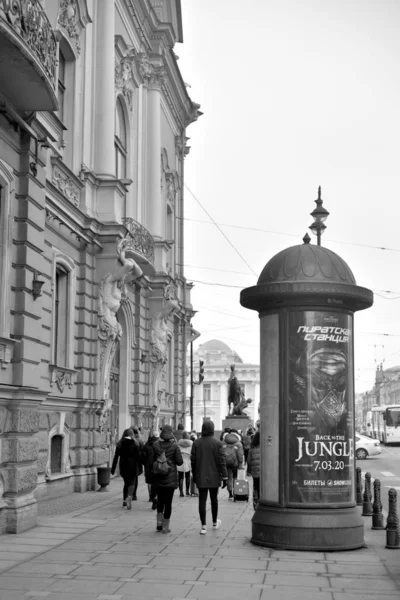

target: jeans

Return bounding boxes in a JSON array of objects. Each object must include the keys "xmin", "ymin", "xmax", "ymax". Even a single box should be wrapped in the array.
[
  {"xmin": 157, "ymin": 486, "xmax": 175, "ymax": 519},
  {"xmin": 122, "ymin": 475, "xmax": 135, "ymax": 501},
  {"xmin": 198, "ymin": 487, "xmax": 219, "ymax": 526}
]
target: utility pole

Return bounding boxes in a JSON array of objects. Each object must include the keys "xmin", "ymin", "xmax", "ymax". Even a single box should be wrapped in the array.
[{"xmin": 190, "ymin": 340, "xmax": 194, "ymax": 431}]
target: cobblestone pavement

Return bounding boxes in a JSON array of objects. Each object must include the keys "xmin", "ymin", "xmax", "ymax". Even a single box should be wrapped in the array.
[{"xmin": 0, "ymin": 476, "xmax": 398, "ymax": 600}]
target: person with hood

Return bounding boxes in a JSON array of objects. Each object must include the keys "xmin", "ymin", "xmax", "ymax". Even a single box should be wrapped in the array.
[
  {"xmin": 177, "ymin": 431, "xmax": 193, "ymax": 496},
  {"xmin": 141, "ymin": 431, "xmax": 158, "ymax": 509},
  {"xmin": 190, "ymin": 419, "xmax": 228, "ymax": 535},
  {"xmin": 111, "ymin": 428, "xmax": 140, "ymax": 510},
  {"xmin": 152, "ymin": 424, "xmax": 183, "ymax": 533},
  {"xmin": 174, "ymin": 422, "xmax": 185, "ymax": 442},
  {"xmin": 242, "ymin": 426, "xmax": 255, "ymax": 465},
  {"xmin": 221, "ymin": 429, "xmax": 244, "ymax": 499},
  {"xmin": 247, "ymin": 430, "xmax": 260, "ymax": 510}
]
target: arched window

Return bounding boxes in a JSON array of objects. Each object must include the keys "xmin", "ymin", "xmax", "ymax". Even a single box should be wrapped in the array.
[
  {"xmin": 50, "ymin": 435, "xmax": 63, "ymax": 474},
  {"xmin": 115, "ymin": 98, "xmax": 127, "ymax": 178}
]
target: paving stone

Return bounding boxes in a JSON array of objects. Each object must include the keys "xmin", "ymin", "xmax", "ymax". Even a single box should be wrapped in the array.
[
  {"xmin": 7, "ymin": 563, "xmax": 77, "ymax": 576},
  {"xmin": 185, "ymin": 584, "xmax": 263, "ymax": 599},
  {"xmin": 268, "ymin": 560, "xmax": 327, "ymax": 573},
  {"xmin": 91, "ymin": 553, "xmax": 152, "ymax": 565},
  {"xmin": 134, "ymin": 566, "xmax": 196, "ymax": 581},
  {"xmin": 115, "ymin": 582, "xmax": 192, "ymax": 597},
  {"xmin": 328, "ymin": 576, "xmax": 399, "ymax": 591},
  {"xmin": 260, "ymin": 590, "xmax": 333, "ymax": 600},
  {"xmin": 207, "ymin": 557, "xmax": 269, "ymax": 570},
  {"xmin": 197, "ymin": 569, "xmax": 264, "ymax": 584},
  {"xmin": 72, "ymin": 565, "xmax": 139, "ymax": 579},
  {"xmin": 263, "ymin": 574, "xmax": 329, "ymax": 587},
  {"xmin": 0, "ymin": 576, "xmax": 54, "ymax": 590},
  {"xmin": 46, "ymin": 579, "xmax": 123, "ymax": 594}
]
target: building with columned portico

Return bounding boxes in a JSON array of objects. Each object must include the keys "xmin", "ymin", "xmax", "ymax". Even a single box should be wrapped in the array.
[
  {"xmin": 0, "ymin": 0, "xmax": 200, "ymax": 533},
  {"xmin": 191, "ymin": 340, "xmax": 260, "ymax": 432}
]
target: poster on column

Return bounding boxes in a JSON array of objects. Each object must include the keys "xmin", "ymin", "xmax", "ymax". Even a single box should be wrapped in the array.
[{"xmin": 288, "ymin": 311, "xmax": 354, "ymax": 504}]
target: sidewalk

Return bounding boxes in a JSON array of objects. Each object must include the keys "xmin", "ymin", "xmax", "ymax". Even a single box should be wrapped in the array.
[{"xmin": 0, "ymin": 476, "xmax": 398, "ymax": 600}]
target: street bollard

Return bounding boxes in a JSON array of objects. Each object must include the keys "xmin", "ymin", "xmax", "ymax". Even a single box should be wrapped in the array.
[
  {"xmin": 371, "ymin": 479, "xmax": 385, "ymax": 530},
  {"xmin": 385, "ymin": 488, "xmax": 400, "ymax": 549},
  {"xmin": 356, "ymin": 467, "xmax": 363, "ymax": 506},
  {"xmin": 362, "ymin": 472, "xmax": 373, "ymax": 516}
]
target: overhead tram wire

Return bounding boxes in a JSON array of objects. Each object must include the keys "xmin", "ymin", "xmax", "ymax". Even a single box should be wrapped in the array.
[
  {"xmin": 181, "ymin": 216, "xmax": 400, "ymax": 254},
  {"xmin": 184, "ymin": 184, "xmax": 258, "ymax": 277}
]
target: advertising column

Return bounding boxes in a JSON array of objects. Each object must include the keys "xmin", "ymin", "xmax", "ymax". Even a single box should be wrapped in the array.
[{"xmin": 288, "ymin": 311, "xmax": 354, "ymax": 505}]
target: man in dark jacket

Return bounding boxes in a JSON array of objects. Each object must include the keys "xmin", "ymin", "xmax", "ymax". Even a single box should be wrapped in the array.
[{"xmin": 191, "ymin": 419, "xmax": 228, "ymax": 535}]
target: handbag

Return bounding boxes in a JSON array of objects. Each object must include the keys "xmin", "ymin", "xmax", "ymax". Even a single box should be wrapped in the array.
[{"xmin": 153, "ymin": 451, "xmax": 171, "ymax": 476}]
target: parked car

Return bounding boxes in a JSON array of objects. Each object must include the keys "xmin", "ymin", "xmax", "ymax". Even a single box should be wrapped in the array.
[{"xmin": 355, "ymin": 433, "xmax": 381, "ymax": 459}]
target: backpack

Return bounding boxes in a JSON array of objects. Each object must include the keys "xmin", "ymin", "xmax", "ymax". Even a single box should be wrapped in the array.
[
  {"xmin": 223, "ymin": 443, "xmax": 239, "ymax": 468},
  {"xmin": 153, "ymin": 451, "xmax": 171, "ymax": 476}
]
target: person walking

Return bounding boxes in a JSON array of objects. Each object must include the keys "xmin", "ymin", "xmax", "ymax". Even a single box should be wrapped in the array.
[
  {"xmin": 177, "ymin": 431, "xmax": 193, "ymax": 497},
  {"xmin": 131, "ymin": 427, "xmax": 144, "ymax": 500},
  {"xmin": 190, "ymin": 420, "xmax": 228, "ymax": 535},
  {"xmin": 247, "ymin": 430, "xmax": 260, "ymax": 510},
  {"xmin": 221, "ymin": 429, "xmax": 244, "ymax": 500},
  {"xmin": 153, "ymin": 424, "xmax": 183, "ymax": 533},
  {"xmin": 242, "ymin": 426, "xmax": 255, "ymax": 465},
  {"xmin": 141, "ymin": 431, "xmax": 158, "ymax": 509},
  {"xmin": 110, "ymin": 428, "xmax": 140, "ymax": 510}
]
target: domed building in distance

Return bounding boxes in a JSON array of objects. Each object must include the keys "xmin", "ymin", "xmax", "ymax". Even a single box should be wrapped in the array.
[{"xmin": 190, "ymin": 339, "xmax": 260, "ymax": 432}]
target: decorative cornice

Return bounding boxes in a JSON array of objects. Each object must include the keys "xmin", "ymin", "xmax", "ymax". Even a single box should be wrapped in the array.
[{"xmin": 115, "ymin": 57, "xmax": 133, "ymax": 110}]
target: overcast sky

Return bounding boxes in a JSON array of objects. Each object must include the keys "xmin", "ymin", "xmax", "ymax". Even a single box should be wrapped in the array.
[{"xmin": 177, "ymin": 0, "xmax": 400, "ymax": 393}]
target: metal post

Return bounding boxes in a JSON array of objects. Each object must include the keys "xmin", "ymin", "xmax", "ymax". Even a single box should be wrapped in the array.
[{"xmin": 190, "ymin": 341, "xmax": 194, "ymax": 431}]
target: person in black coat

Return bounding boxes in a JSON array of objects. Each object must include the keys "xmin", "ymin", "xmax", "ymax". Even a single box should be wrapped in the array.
[
  {"xmin": 191, "ymin": 419, "xmax": 228, "ymax": 535},
  {"xmin": 141, "ymin": 432, "xmax": 158, "ymax": 510},
  {"xmin": 152, "ymin": 424, "xmax": 183, "ymax": 534},
  {"xmin": 111, "ymin": 428, "xmax": 140, "ymax": 510}
]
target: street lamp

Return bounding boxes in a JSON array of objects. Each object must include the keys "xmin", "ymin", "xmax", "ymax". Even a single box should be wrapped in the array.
[{"xmin": 309, "ymin": 186, "xmax": 329, "ymax": 246}]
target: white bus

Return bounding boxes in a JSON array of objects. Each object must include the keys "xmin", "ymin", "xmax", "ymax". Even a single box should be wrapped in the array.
[
  {"xmin": 382, "ymin": 405, "xmax": 400, "ymax": 444},
  {"xmin": 369, "ymin": 405, "xmax": 400, "ymax": 444}
]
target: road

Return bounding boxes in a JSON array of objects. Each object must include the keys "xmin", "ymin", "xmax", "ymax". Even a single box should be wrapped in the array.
[{"xmin": 356, "ymin": 443, "xmax": 400, "ymax": 516}]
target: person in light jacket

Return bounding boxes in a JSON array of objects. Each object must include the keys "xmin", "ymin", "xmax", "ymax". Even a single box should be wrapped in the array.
[
  {"xmin": 152, "ymin": 424, "xmax": 183, "ymax": 534},
  {"xmin": 177, "ymin": 432, "xmax": 193, "ymax": 497},
  {"xmin": 191, "ymin": 420, "xmax": 228, "ymax": 535},
  {"xmin": 247, "ymin": 431, "xmax": 260, "ymax": 510}
]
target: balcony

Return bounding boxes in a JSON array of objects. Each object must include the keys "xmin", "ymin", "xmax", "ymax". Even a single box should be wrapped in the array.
[
  {"xmin": 122, "ymin": 218, "xmax": 155, "ymax": 266},
  {"xmin": 0, "ymin": 0, "xmax": 58, "ymax": 111}
]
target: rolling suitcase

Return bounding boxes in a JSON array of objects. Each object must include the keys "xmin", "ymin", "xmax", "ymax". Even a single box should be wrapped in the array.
[{"xmin": 233, "ymin": 469, "xmax": 249, "ymax": 502}]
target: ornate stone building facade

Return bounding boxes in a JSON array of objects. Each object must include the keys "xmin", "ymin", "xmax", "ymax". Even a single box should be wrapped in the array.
[
  {"xmin": 0, "ymin": 0, "xmax": 200, "ymax": 533},
  {"xmin": 191, "ymin": 340, "xmax": 260, "ymax": 432}
]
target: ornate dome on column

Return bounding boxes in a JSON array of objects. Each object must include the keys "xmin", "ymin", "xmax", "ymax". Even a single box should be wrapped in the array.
[{"xmin": 241, "ymin": 234, "xmax": 373, "ymax": 313}]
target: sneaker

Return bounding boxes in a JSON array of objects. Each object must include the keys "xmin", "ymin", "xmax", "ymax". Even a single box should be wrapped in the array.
[
  {"xmin": 126, "ymin": 497, "xmax": 132, "ymax": 511},
  {"xmin": 200, "ymin": 525, "xmax": 207, "ymax": 535},
  {"xmin": 122, "ymin": 501, "xmax": 127, "ymax": 507},
  {"xmin": 132, "ymin": 495, "xmax": 137, "ymax": 501},
  {"xmin": 213, "ymin": 519, "xmax": 221, "ymax": 529}
]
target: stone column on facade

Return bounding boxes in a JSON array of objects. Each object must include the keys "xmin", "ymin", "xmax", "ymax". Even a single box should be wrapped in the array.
[
  {"xmin": 146, "ymin": 82, "xmax": 163, "ymax": 239},
  {"xmin": 1, "ymin": 400, "xmax": 41, "ymax": 533},
  {"xmin": 220, "ymin": 382, "xmax": 228, "ymax": 429},
  {"xmin": 93, "ymin": 0, "xmax": 115, "ymax": 178}
]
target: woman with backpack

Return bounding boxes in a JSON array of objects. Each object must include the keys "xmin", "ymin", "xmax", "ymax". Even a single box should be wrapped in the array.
[
  {"xmin": 110, "ymin": 428, "xmax": 140, "ymax": 510},
  {"xmin": 242, "ymin": 426, "xmax": 255, "ymax": 465},
  {"xmin": 221, "ymin": 429, "xmax": 244, "ymax": 499},
  {"xmin": 247, "ymin": 431, "xmax": 260, "ymax": 510},
  {"xmin": 152, "ymin": 424, "xmax": 183, "ymax": 533}
]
